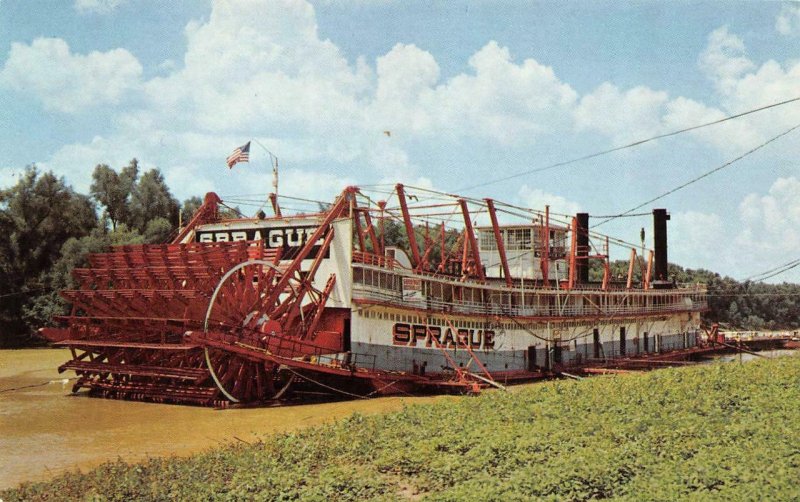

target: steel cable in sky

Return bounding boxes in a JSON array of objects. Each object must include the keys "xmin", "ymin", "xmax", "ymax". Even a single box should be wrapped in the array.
[
  {"xmin": 456, "ymin": 95, "xmax": 800, "ymax": 193},
  {"xmin": 593, "ymin": 121, "xmax": 800, "ymax": 227}
]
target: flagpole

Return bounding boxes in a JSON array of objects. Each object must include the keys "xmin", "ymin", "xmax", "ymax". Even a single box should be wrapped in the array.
[{"xmin": 252, "ymin": 139, "xmax": 280, "ymax": 215}]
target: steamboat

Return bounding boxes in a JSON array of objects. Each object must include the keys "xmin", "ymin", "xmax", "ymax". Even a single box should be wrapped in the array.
[{"xmin": 41, "ymin": 184, "xmax": 710, "ymax": 406}]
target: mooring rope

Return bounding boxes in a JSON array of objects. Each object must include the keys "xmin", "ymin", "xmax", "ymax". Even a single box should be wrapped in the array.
[{"xmin": 0, "ymin": 377, "xmax": 76, "ymax": 394}]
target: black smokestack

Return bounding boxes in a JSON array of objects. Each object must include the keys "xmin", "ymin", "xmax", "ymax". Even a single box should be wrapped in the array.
[
  {"xmin": 653, "ymin": 209, "xmax": 670, "ymax": 283},
  {"xmin": 576, "ymin": 212, "xmax": 589, "ymax": 284}
]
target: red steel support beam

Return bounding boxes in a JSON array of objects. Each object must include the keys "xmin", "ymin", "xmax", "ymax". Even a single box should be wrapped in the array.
[
  {"xmin": 626, "ymin": 248, "xmax": 636, "ymax": 289},
  {"xmin": 352, "ymin": 198, "xmax": 367, "ymax": 253},
  {"xmin": 461, "ymin": 232, "xmax": 469, "ymax": 273},
  {"xmin": 264, "ymin": 188, "xmax": 352, "ymax": 309},
  {"xmin": 439, "ymin": 223, "xmax": 446, "ymax": 273},
  {"xmin": 459, "ymin": 199, "xmax": 485, "ymax": 282},
  {"xmin": 644, "ymin": 250, "xmax": 654, "ymax": 290},
  {"xmin": 396, "ymin": 184, "xmax": 421, "ymax": 268},
  {"xmin": 172, "ymin": 192, "xmax": 221, "ymax": 244},
  {"xmin": 377, "ymin": 200, "xmax": 387, "ymax": 258},
  {"xmin": 361, "ymin": 207, "xmax": 381, "ymax": 256},
  {"xmin": 485, "ymin": 199, "xmax": 512, "ymax": 287},
  {"xmin": 278, "ymin": 229, "xmax": 336, "ymax": 327}
]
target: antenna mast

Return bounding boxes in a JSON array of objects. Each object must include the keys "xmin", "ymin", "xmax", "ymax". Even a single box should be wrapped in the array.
[{"xmin": 272, "ymin": 155, "xmax": 278, "ymax": 200}]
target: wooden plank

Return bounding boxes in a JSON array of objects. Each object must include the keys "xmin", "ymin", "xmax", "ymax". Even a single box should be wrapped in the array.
[
  {"xmin": 55, "ymin": 339, "xmax": 199, "ymax": 350},
  {"xmin": 63, "ymin": 360, "xmax": 208, "ymax": 380}
]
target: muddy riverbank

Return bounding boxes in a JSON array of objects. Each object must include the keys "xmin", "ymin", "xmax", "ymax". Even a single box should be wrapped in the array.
[
  {"xmin": 3, "ymin": 347, "xmax": 797, "ymax": 490},
  {"xmin": 0, "ymin": 349, "xmax": 452, "ymax": 489}
]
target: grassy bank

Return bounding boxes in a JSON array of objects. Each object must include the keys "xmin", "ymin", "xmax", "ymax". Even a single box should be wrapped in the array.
[{"xmin": 4, "ymin": 357, "xmax": 800, "ymax": 501}]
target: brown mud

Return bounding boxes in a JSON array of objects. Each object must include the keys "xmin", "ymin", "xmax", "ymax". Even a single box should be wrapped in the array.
[{"xmin": 0, "ymin": 349, "xmax": 451, "ymax": 489}]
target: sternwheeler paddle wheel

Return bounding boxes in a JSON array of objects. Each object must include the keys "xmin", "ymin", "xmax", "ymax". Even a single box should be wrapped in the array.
[{"xmin": 42, "ymin": 190, "xmax": 352, "ymax": 406}]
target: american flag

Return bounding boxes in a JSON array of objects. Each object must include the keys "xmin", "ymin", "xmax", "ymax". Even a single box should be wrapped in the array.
[{"xmin": 226, "ymin": 141, "xmax": 250, "ymax": 169}]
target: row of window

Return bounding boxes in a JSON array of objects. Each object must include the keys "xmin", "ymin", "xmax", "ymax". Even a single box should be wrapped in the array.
[
  {"xmin": 477, "ymin": 228, "xmax": 567, "ymax": 252},
  {"xmin": 354, "ymin": 266, "xmax": 701, "ymax": 311},
  {"xmin": 358, "ymin": 308, "xmax": 687, "ymax": 335},
  {"xmin": 361, "ymin": 309, "xmax": 510, "ymax": 330}
]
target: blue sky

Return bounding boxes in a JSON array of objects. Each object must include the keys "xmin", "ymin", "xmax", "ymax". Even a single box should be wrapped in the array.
[{"xmin": 1, "ymin": 0, "xmax": 800, "ymax": 281}]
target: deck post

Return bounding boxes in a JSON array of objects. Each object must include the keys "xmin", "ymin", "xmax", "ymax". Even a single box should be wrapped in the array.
[
  {"xmin": 626, "ymin": 248, "xmax": 636, "ymax": 289},
  {"xmin": 352, "ymin": 199, "xmax": 367, "ymax": 252},
  {"xmin": 485, "ymin": 199, "xmax": 512, "ymax": 287},
  {"xmin": 361, "ymin": 207, "xmax": 381, "ymax": 256},
  {"xmin": 459, "ymin": 199, "xmax": 485, "ymax": 281},
  {"xmin": 396, "ymin": 184, "xmax": 421, "ymax": 268}
]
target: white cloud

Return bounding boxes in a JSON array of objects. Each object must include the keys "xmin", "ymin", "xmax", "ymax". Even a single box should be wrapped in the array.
[
  {"xmin": 35, "ymin": 0, "xmax": 580, "ymax": 197},
  {"xmin": 574, "ymin": 83, "xmax": 669, "ymax": 146},
  {"xmin": 669, "ymin": 177, "xmax": 800, "ymax": 281},
  {"xmin": 144, "ymin": 0, "xmax": 370, "ymax": 134},
  {"xmin": 0, "ymin": 38, "xmax": 142, "ymax": 113},
  {"xmin": 42, "ymin": 136, "xmax": 120, "ymax": 192},
  {"xmin": 0, "ymin": 166, "xmax": 23, "ymax": 188},
  {"xmin": 735, "ymin": 176, "xmax": 800, "ymax": 257},
  {"xmin": 74, "ymin": 0, "xmax": 127, "ymax": 14},
  {"xmin": 20, "ymin": 1, "xmax": 800, "ymax": 240},
  {"xmin": 163, "ymin": 166, "xmax": 216, "ymax": 202},
  {"xmin": 446, "ymin": 41, "xmax": 578, "ymax": 142},
  {"xmin": 698, "ymin": 26, "xmax": 755, "ymax": 95},
  {"xmin": 573, "ymin": 25, "xmax": 800, "ymax": 156},
  {"xmin": 776, "ymin": 4, "xmax": 800, "ymax": 35},
  {"xmin": 376, "ymin": 43, "xmax": 440, "ymax": 104},
  {"xmin": 713, "ymin": 59, "xmax": 800, "ymax": 137},
  {"xmin": 662, "ymin": 96, "xmax": 763, "ymax": 154},
  {"xmin": 275, "ymin": 167, "xmax": 355, "ymax": 205},
  {"xmin": 367, "ymin": 41, "xmax": 579, "ymax": 143},
  {"xmin": 680, "ymin": 24, "xmax": 800, "ymax": 156},
  {"xmin": 516, "ymin": 185, "xmax": 581, "ymax": 217},
  {"xmin": 669, "ymin": 211, "xmax": 726, "ymax": 267}
]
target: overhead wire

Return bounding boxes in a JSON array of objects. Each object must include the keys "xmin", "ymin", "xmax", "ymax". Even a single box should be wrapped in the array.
[
  {"xmin": 454, "ymin": 95, "xmax": 800, "ymax": 192},
  {"xmin": 745, "ymin": 260, "xmax": 800, "ymax": 283},
  {"xmin": 593, "ymin": 121, "xmax": 800, "ymax": 227}
]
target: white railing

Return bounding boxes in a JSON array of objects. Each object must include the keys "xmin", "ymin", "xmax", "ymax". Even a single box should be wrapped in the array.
[{"xmin": 352, "ymin": 284, "xmax": 707, "ymax": 318}]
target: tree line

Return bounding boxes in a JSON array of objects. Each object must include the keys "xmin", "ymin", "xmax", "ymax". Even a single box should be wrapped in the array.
[
  {"xmin": 591, "ymin": 260, "xmax": 800, "ymax": 331},
  {"xmin": 1, "ymin": 165, "xmax": 798, "ymax": 347},
  {"xmin": 0, "ymin": 162, "xmax": 202, "ymax": 348}
]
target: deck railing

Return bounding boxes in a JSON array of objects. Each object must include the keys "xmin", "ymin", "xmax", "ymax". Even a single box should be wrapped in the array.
[{"xmin": 352, "ymin": 283, "xmax": 707, "ymax": 318}]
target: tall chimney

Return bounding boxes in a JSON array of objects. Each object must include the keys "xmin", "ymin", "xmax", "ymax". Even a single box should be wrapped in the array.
[
  {"xmin": 576, "ymin": 212, "xmax": 589, "ymax": 284},
  {"xmin": 653, "ymin": 209, "xmax": 670, "ymax": 283}
]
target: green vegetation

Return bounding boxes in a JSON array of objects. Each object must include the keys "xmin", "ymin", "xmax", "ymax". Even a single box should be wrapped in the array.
[
  {"xmin": 0, "ymin": 163, "xmax": 187, "ymax": 347},
  {"xmin": 4, "ymin": 356, "xmax": 800, "ymax": 501},
  {"xmin": 594, "ymin": 259, "xmax": 800, "ymax": 331}
]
